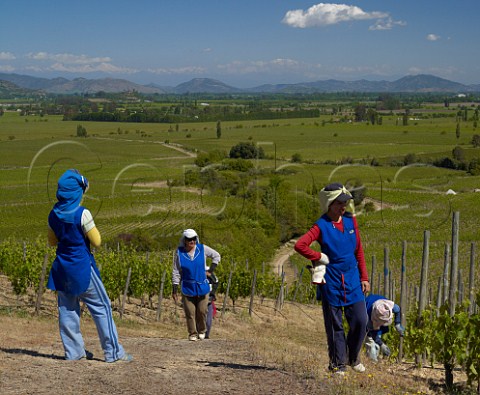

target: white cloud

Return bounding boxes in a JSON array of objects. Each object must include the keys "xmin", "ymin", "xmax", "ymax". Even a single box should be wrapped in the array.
[
  {"xmin": 49, "ymin": 62, "xmax": 137, "ymax": 73},
  {"xmin": 147, "ymin": 66, "xmax": 207, "ymax": 75},
  {"xmin": 426, "ymin": 34, "xmax": 440, "ymax": 41},
  {"xmin": 0, "ymin": 52, "xmax": 16, "ymax": 60},
  {"xmin": 408, "ymin": 66, "xmax": 458, "ymax": 79},
  {"xmin": 408, "ymin": 67, "xmax": 423, "ymax": 75},
  {"xmin": 24, "ymin": 66, "xmax": 43, "ymax": 72},
  {"xmin": 282, "ymin": 3, "xmax": 388, "ymax": 28},
  {"xmin": 216, "ymin": 59, "xmax": 398, "ymax": 82},
  {"xmin": 0, "ymin": 65, "xmax": 15, "ymax": 72},
  {"xmin": 27, "ymin": 52, "xmax": 112, "ymax": 64},
  {"xmin": 21, "ymin": 52, "xmax": 136, "ymax": 74},
  {"xmin": 217, "ymin": 59, "xmax": 316, "ymax": 75},
  {"xmin": 369, "ymin": 17, "xmax": 406, "ymax": 31}
]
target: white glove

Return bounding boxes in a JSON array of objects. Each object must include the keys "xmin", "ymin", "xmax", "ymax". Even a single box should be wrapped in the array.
[
  {"xmin": 380, "ymin": 343, "xmax": 391, "ymax": 357},
  {"xmin": 311, "ymin": 265, "xmax": 326, "ymax": 284},
  {"xmin": 365, "ymin": 337, "xmax": 379, "ymax": 362},
  {"xmin": 395, "ymin": 323, "xmax": 405, "ymax": 337},
  {"xmin": 319, "ymin": 253, "xmax": 330, "ymax": 265}
]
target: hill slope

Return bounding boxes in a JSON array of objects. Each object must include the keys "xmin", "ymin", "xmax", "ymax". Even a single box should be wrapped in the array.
[
  {"xmin": 0, "ymin": 72, "xmax": 478, "ymax": 94},
  {"xmin": 0, "ymin": 274, "xmax": 462, "ymax": 395}
]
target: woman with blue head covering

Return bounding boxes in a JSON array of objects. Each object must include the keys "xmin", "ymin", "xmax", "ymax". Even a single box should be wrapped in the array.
[{"xmin": 47, "ymin": 169, "xmax": 132, "ymax": 362}]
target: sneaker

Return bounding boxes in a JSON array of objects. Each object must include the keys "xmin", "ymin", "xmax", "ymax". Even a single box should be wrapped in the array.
[
  {"xmin": 78, "ymin": 350, "xmax": 94, "ymax": 360},
  {"xmin": 198, "ymin": 333, "xmax": 206, "ymax": 340},
  {"xmin": 333, "ymin": 367, "xmax": 347, "ymax": 376},
  {"xmin": 115, "ymin": 353, "xmax": 133, "ymax": 363},
  {"xmin": 352, "ymin": 363, "xmax": 365, "ymax": 373},
  {"xmin": 188, "ymin": 334, "xmax": 198, "ymax": 341},
  {"xmin": 84, "ymin": 350, "xmax": 94, "ymax": 360}
]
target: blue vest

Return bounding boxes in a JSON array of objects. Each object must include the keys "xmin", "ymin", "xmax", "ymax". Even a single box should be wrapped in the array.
[
  {"xmin": 316, "ymin": 213, "xmax": 364, "ymax": 307},
  {"xmin": 47, "ymin": 207, "xmax": 100, "ymax": 296},
  {"xmin": 177, "ymin": 243, "xmax": 210, "ymax": 297}
]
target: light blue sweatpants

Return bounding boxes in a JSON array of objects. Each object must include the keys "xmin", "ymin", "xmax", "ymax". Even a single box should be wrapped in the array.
[{"xmin": 57, "ymin": 269, "xmax": 125, "ymax": 362}]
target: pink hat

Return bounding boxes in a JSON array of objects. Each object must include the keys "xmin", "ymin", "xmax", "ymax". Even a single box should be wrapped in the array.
[{"xmin": 371, "ymin": 299, "xmax": 394, "ymax": 330}]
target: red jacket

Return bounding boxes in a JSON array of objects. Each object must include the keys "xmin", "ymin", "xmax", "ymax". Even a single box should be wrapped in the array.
[{"xmin": 294, "ymin": 216, "xmax": 369, "ymax": 282}]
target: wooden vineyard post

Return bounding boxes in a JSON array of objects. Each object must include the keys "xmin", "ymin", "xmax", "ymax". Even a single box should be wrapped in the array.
[
  {"xmin": 469, "ymin": 242, "xmax": 476, "ymax": 316},
  {"xmin": 449, "ymin": 212, "xmax": 459, "ymax": 315},
  {"xmin": 120, "ymin": 267, "xmax": 132, "ymax": 319},
  {"xmin": 458, "ymin": 270, "xmax": 464, "ymax": 304},
  {"xmin": 370, "ymin": 255, "xmax": 376, "ymax": 294},
  {"xmin": 156, "ymin": 270, "xmax": 167, "ymax": 322},
  {"xmin": 249, "ymin": 269, "xmax": 257, "ymax": 317},
  {"xmin": 418, "ymin": 230, "xmax": 430, "ymax": 313},
  {"xmin": 222, "ymin": 269, "xmax": 233, "ymax": 318},
  {"xmin": 275, "ymin": 272, "xmax": 285, "ymax": 313},
  {"xmin": 384, "ymin": 246, "xmax": 390, "ymax": 299},
  {"xmin": 436, "ymin": 277, "xmax": 442, "ymax": 317},
  {"xmin": 391, "ymin": 279, "xmax": 396, "ymax": 302},
  {"xmin": 377, "ymin": 273, "xmax": 382, "ymax": 298},
  {"xmin": 35, "ymin": 253, "xmax": 49, "ymax": 315},
  {"xmin": 292, "ymin": 266, "xmax": 303, "ymax": 303},
  {"xmin": 446, "ymin": 211, "xmax": 460, "ymax": 390},
  {"xmin": 415, "ymin": 230, "xmax": 430, "ymax": 366},
  {"xmin": 442, "ymin": 243, "xmax": 450, "ymax": 304},
  {"xmin": 142, "ymin": 251, "xmax": 149, "ymax": 308},
  {"xmin": 399, "ymin": 240, "xmax": 407, "ymax": 361}
]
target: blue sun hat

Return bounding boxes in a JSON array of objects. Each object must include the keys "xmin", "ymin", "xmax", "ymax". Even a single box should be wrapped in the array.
[{"xmin": 52, "ymin": 169, "xmax": 89, "ymax": 223}]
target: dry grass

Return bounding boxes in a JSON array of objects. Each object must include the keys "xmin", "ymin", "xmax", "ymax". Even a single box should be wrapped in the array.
[{"xmin": 0, "ymin": 275, "xmax": 471, "ymax": 395}]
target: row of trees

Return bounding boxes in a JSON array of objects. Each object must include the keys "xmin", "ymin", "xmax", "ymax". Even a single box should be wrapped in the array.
[{"xmin": 5, "ymin": 90, "xmax": 479, "ymax": 124}]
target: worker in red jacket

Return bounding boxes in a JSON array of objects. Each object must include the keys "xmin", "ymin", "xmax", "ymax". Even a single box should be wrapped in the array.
[{"xmin": 295, "ymin": 183, "xmax": 369, "ymax": 375}]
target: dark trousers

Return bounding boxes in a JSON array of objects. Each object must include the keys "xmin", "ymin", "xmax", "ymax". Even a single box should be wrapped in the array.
[{"xmin": 320, "ymin": 285, "xmax": 367, "ymax": 369}]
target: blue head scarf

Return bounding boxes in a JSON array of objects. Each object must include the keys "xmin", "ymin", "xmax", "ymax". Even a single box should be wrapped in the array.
[{"xmin": 52, "ymin": 169, "xmax": 89, "ymax": 223}]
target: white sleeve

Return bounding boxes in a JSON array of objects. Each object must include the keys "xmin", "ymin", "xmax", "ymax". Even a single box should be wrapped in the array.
[
  {"xmin": 172, "ymin": 251, "xmax": 181, "ymax": 285},
  {"xmin": 203, "ymin": 245, "xmax": 221, "ymax": 266},
  {"xmin": 81, "ymin": 209, "xmax": 96, "ymax": 234}
]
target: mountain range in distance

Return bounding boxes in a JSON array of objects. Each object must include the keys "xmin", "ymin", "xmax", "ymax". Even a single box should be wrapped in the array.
[{"xmin": 1, "ymin": 72, "xmax": 479, "ymax": 95}]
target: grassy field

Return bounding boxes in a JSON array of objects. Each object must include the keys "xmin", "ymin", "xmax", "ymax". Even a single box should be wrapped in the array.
[
  {"xmin": 2, "ymin": 107, "xmax": 480, "ymax": 393},
  {"xmin": 1, "ymin": 110, "xmax": 480, "ymax": 290}
]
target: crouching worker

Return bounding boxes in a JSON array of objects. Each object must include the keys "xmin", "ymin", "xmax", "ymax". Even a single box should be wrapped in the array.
[
  {"xmin": 365, "ymin": 294, "xmax": 405, "ymax": 362},
  {"xmin": 205, "ymin": 270, "xmax": 219, "ymax": 339}
]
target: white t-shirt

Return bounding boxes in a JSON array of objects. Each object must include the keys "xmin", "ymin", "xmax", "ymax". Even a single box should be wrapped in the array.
[{"xmin": 81, "ymin": 209, "xmax": 96, "ymax": 234}]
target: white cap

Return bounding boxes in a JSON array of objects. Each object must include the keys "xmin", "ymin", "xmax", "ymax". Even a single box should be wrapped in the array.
[
  {"xmin": 371, "ymin": 299, "xmax": 394, "ymax": 330},
  {"xmin": 182, "ymin": 229, "xmax": 198, "ymax": 239}
]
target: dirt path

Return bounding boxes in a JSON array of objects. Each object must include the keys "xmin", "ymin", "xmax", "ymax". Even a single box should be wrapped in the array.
[
  {"xmin": 270, "ymin": 240, "xmax": 298, "ymax": 281},
  {"xmin": 0, "ymin": 314, "xmax": 322, "ymax": 395},
  {"xmin": 93, "ymin": 137, "xmax": 197, "ymax": 158}
]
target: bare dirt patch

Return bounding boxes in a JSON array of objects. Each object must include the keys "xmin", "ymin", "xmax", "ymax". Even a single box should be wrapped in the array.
[
  {"xmin": 0, "ymin": 275, "xmax": 468, "ymax": 395},
  {"xmin": 0, "ymin": 316, "xmax": 314, "ymax": 395},
  {"xmin": 0, "ymin": 276, "xmax": 323, "ymax": 395}
]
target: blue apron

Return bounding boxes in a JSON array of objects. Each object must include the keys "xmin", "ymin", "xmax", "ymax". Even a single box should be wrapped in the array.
[
  {"xmin": 177, "ymin": 243, "xmax": 210, "ymax": 297},
  {"xmin": 47, "ymin": 207, "xmax": 100, "ymax": 296},
  {"xmin": 316, "ymin": 213, "xmax": 364, "ymax": 307}
]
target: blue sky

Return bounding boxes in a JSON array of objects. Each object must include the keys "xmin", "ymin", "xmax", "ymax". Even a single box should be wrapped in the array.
[{"xmin": 1, "ymin": 0, "xmax": 479, "ymax": 88}]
